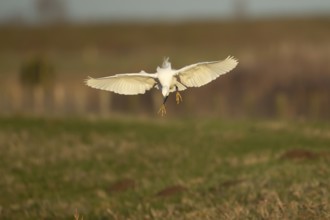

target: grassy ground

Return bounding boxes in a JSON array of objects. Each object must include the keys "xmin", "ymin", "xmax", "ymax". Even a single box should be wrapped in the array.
[{"xmin": 0, "ymin": 117, "xmax": 329, "ymax": 219}]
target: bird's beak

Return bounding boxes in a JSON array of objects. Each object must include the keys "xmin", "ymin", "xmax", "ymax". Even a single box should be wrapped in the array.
[{"xmin": 162, "ymin": 87, "xmax": 169, "ymax": 97}]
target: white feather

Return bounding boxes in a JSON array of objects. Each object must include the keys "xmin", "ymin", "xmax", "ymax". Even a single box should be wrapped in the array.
[
  {"xmin": 175, "ymin": 56, "xmax": 238, "ymax": 87},
  {"xmin": 85, "ymin": 73, "xmax": 157, "ymax": 95}
]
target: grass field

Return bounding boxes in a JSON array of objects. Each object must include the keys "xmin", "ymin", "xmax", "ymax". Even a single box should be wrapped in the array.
[{"xmin": 0, "ymin": 117, "xmax": 329, "ymax": 219}]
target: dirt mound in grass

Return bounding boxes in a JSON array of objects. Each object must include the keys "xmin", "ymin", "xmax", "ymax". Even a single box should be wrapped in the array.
[
  {"xmin": 108, "ymin": 178, "xmax": 136, "ymax": 192},
  {"xmin": 280, "ymin": 149, "xmax": 319, "ymax": 160},
  {"xmin": 155, "ymin": 185, "xmax": 187, "ymax": 197}
]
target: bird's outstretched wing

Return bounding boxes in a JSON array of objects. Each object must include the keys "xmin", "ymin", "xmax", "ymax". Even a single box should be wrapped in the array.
[
  {"xmin": 175, "ymin": 56, "xmax": 238, "ymax": 87},
  {"xmin": 85, "ymin": 72, "xmax": 158, "ymax": 95}
]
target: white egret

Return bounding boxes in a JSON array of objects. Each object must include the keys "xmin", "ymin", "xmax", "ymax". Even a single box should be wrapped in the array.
[{"xmin": 85, "ymin": 56, "xmax": 238, "ymax": 116}]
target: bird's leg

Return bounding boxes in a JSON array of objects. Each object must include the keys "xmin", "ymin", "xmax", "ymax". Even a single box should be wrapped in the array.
[
  {"xmin": 158, "ymin": 96, "xmax": 168, "ymax": 116},
  {"xmin": 158, "ymin": 104, "xmax": 166, "ymax": 116},
  {"xmin": 175, "ymin": 86, "xmax": 183, "ymax": 104},
  {"xmin": 176, "ymin": 92, "xmax": 183, "ymax": 104}
]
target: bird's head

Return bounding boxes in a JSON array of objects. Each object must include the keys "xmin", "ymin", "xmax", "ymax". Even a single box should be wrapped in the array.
[{"xmin": 161, "ymin": 57, "xmax": 171, "ymax": 69}]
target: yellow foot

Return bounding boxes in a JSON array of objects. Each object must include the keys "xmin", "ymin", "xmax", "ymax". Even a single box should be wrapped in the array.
[
  {"xmin": 158, "ymin": 104, "xmax": 167, "ymax": 117},
  {"xmin": 176, "ymin": 92, "xmax": 183, "ymax": 104}
]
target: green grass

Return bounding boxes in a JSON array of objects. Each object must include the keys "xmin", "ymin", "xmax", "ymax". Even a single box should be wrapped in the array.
[{"xmin": 0, "ymin": 117, "xmax": 330, "ymax": 219}]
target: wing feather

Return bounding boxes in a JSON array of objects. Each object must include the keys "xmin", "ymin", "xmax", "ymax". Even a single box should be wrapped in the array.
[
  {"xmin": 85, "ymin": 73, "xmax": 157, "ymax": 95},
  {"xmin": 175, "ymin": 56, "xmax": 238, "ymax": 87}
]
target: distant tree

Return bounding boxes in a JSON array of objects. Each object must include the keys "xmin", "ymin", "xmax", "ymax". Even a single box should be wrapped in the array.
[
  {"xmin": 1, "ymin": 13, "xmax": 25, "ymax": 26},
  {"xmin": 20, "ymin": 56, "xmax": 55, "ymax": 88},
  {"xmin": 36, "ymin": 0, "xmax": 67, "ymax": 24},
  {"xmin": 19, "ymin": 56, "xmax": 56, "ymax": 114},
  {"xmin": 233, "ymin": 0, "xmax": 248, "ymax": 20}
]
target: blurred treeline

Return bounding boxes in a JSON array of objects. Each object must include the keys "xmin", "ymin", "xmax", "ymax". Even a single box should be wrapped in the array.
[{"xmin": 0, "ymin": 19, "xmax": 329, "ymax": 119}]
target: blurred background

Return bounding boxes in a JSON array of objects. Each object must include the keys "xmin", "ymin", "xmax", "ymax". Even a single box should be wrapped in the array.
[{"xmin": 1, "ymin": 0, "xmax": 330, "ymax": 119}]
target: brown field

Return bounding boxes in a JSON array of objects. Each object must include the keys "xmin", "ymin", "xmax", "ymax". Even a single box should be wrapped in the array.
[{"xmin": 0, "ymin": 18, "xmax": 330, "ymax": 118}]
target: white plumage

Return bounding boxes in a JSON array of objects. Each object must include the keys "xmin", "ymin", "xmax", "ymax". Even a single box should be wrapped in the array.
[
  {"xmin": 85, "ymin": 56, "xmax": 238, "ymax": 115},
  {"xmin": 86, "ymin": 72, "xmax": 156, "ymax": 95}
]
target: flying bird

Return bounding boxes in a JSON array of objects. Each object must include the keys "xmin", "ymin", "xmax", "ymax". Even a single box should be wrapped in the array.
[{"xmin": 85, "ymin": 56, "xmax": 238, "ymax": 116}]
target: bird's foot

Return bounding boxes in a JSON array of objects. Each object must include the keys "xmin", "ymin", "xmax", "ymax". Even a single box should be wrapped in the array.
[
  {"xmin": 176, "ymin": 92, "xmax": 183, "ymax": 104},
  {"xmin": 158, "ymin": 104, "xmax": 167, "ymax": 116}
]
